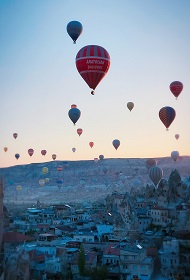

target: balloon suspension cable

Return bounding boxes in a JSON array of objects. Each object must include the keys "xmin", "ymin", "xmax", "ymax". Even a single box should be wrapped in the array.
[{"xmin": 91, "ymin": 90, "xmax": 95, "ymax": 95}]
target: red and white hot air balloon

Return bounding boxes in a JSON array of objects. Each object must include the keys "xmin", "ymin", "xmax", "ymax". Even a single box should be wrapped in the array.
[
  {"xmin": 57, "ymin": 165, "xmax": 63, "ymax": 172},
  {"xmin": 76, "ymin": 45, "xmax": 110, "ymax": 95}
]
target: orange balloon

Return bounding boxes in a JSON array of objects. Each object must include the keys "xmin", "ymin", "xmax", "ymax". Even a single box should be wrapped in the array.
[{"xmin": 4, "ymin": 147, "xmax": 8, "ymax": 152}]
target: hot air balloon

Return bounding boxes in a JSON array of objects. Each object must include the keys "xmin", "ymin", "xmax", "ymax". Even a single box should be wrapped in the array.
[
  {"xmin": 99, "ymin": 154, "xmax": 104, "ymax": 160},
  {"xmin": 175, "ymin": 134, "xmax": 180, "ymax": 140},
  {"xmin": 15, "ymin": 153, "xmax": 20, "ymax": 160},
  {"xmin": 145, "ymin": 159, "xmax": 158, "ymax": 170},
  {"xmin": 41, "ymin": 150, "xmax": 47, "ymax": 156},
  {"xmin": 39, "ymin": 179, "xmax": 45, "ymax": 187},
  {"xmin": 67, "ymin": 20, "xmax": 83, "ymax": 44},
  {"xmin": 149, "ymin": 166, "xmax": 163, "ymax": 187},
  {"xmin": 4, "ymin": 147, "xmax": 8, "ymax": 152},
  {"xmin": 68, "ymin": 107, "xmax": 81, "ymax": 125},
  {"xmin": 76, "ymin": 45, "xmax": 110, "ymax": 95},
  {"xmin": 72, "ymin": 147, "xmax": 76, "ymax": 153},
  {"xmin": 71, "ymin": 104, "xmax": 77, "ymax": 108},
  {"xmin": 94, "ymin": 158, "xmax": 99, "ymax": 163},
  {"xmin": 52, "ymin": 154, "xmax": 56, "ymax": 160},
  {"xmin": 127, "ymin": 102, "xmax": 134, "ymax": 112},
  {"xmin": 77, "ymin": 128, "xmax": 83, "ymax": 136},
  {"xmin": 171, "ymin": 151, "xmax": 179, "ymax": 162},
  {"xmin": 9, "ymin": 180, "xmax": 14, "ymax": 186},
  {"xmin": 102, "ymin": 166, "xmax": 108, "ymax": 174},
  {"xmin": 16, "ymin": 185, "xmax": 22, "ymax": 191},
  {"xmin": 45, "ymin": 178, "xmax": 49, "ymax": 183},
  {"xmin": 170, "ymin": 81, "xmax": 183, "ymax": 99},
  {"xmin": 159, "ymin": 106, "xmax": 176, "ymax": 130},
  {"xmin": 112, "ymin": 139, "xmax": 120, "ymax": 150},
  {"xmin": 89, "ymin": 142, "xmax": 94, "ymax": 148},
  {"xmin": 13, "ymin": 133, "xmax": 18, "ymax": 139},
  {"xmin": 28, "ymin": 148, "xmax": 34, "ymax": 157},
  {"xmin": 42, "ymin": 167, "xmax": 48, "ymax": 174},
  {"xmin": 57, "ymin": 165, "xmax": 63, "ymax": 172}
]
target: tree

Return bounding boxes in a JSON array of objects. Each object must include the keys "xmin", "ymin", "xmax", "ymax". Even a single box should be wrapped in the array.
[{"xmin": 78, "ymin": 244, "xmax": 85, "ymax": 276}]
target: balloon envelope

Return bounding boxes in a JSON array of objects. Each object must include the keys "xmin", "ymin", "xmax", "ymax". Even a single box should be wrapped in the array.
[
  {"xmin": 145, "ymin": 159, "xmax": 158, "ymax": 169},
  {"xmin": 68, "ymin": 108, "xmax": 81, "ymax": 125},
  {"xmin": 171, "ymin": 151, "xmax": 179, "ymax": 161},
  {"xmin": 170, "ymin": 81, "xmax": 183, "ymax": 99},
  {"xmin": 15, "ymin": 153, "xmax": 20, "ymax": 160},
  {"xmin": 4, "ymin": 147, "xmax": 8, "ymax": 152},
  {"xmin": 175, "ymin": 134, "xmax": 180, "ymax": 140},
  {"xmin": 41, "ymin": 150, "xmax": 47, "ymax": 156},
  {"xmin": 99, "ymin": 155, "xmax": 104, "ymax": 160},
  {"xmin": 127, "ymin": 102, "xmax": 134, "ymax": 112},
  {"xmin": 42, "ymin": 167, "xmax": 48, "ymax": 174},
  {"xmin": 112, "ymin": 139, "xmax": 120, "ymax": 150},
  {"xmin": 77, "ymin": 128, "xmax": 83, "ymax": 136},
  {"xmin": 28, "ymin": 148, "xmax": 34, "ymax": 157},
  {"xmin": 159, "ymin": 106, "xmax": 176, "ymax": 130},
  {"xmin": 57, "ymin": 165, "xmax": 63, "ymax": 172},
  {"xmin": 39, "ymin": 179, "xmax": 45, "ymax": 187},
  {"xmin": 67, "ymin": 20, "xmax": 83, "ymax": 43},
  {"xmin": 13, "ymin": 133, "xmax": 18, "ymax": 139},
  {"xmin": 89, "ymin": 142, "xmax": 94, "ymax": 148},
  {"xmin": 52, "ymin": 154, "xmax": 56, "ymax": 160},
  {"xmin": 72, "ymin": 147, "xmax": 76, "ymax": 153},
  {"xmin": 94, "ymin": 158, "xmax": 99, "ymax": 163},
  {"xmin": 16, "ymin": 185, "xmax": 22, "ymax": 191},
  {"xmin": 149, "ymin": 166, "xmax": 163, "ymax": 187},
  {"xmin": 76, "ymin": 45, "xmax": 110, "ymax": 93}
]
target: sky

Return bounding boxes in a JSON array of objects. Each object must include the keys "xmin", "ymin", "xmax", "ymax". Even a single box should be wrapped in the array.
[{"xmin": 0, "ymin": 0, "xmax": 190, "ymax": 168}]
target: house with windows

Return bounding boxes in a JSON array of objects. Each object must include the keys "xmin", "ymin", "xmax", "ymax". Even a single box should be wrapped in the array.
[{"xmin": 150, "ymin": 205, "xmax": 169, "ymax": 227}]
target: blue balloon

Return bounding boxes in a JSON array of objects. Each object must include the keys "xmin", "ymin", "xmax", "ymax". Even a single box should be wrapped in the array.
[
  {"xmin": 68, "ymin": 107, "xmax": 81, "ymax": 125},
  {"xmin": 67, "ymin": 21, "xmax": 83, "ymax": 44},
  {"xmin": 15, "ymin": 153, "xmax": 20, "ymax": 160},
  {"xmin": 112, "ymin": 139, "xmax": 120, "ymax": 150}
]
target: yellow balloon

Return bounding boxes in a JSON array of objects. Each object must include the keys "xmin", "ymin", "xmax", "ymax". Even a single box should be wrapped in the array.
[
  {"xmin": 16, "ymin": 185, "xmax": 22, "ymax": 191},
  {"xmin": 45, "ymin": 178, "xmax": 49, "ymax": 183},
  {"xmin": 42, "ymin": 167, "xmax": 48, "ymax": 174}
]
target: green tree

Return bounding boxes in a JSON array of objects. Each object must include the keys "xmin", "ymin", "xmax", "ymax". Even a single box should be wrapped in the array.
[{"xmin": 78, "ymin": 244, "xmax": 85, "ymax": 276}]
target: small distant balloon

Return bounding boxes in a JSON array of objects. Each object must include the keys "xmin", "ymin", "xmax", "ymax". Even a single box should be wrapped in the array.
[
  {"xmin": 149, "ymin": 166, "xmax": 163, "ymax": 187},
  {"xmin": 89, "ymin": 142, "xmax": 94, "ymax": 148},
  {"xmin": 159, "ymin": 106, "xmax": 176, "ymax": 130},
  {"xmin": 15, "ymin": 153, "xmax": 20, "ymax": 160},
  {"xmin": 13, "ymin": 133, "xmax": 18, "ymax": 139},
  {"xmin": 45, "ymin": 178, "xmax": 49, "ymax": 183},
  {"xmin": 171, "ymin": 151, "xmax": 179, "ymax": 162},
  {"xmin": 72, "ymin": 147, "xmax": 76, "ymax": 153},
  {"xmin": 39, "ymin": 179, "xmax": 45, "ymax": 187},
  {"xmin": 112, "ymin": 139, "xmax": 120, "ymax": 150},
  {"xmin": 145, "ymin": 159, "xmax": 158, "ymax": 169},
  {"xmin": 77, "ymin": 128, "xmax": 83, "ymax": 136},
  {"xmin": 4, "ymin": 147, "xmax": 8, "ymax": 152},
  {"xmin": 94, "ymin": 158, "xmax": 99, "ymax": 163},
  {"xmin": 71, "ymin": 104, "xmax": 77, "ymax": 108},
  {"xmin": 57, "ymin": 165, "xmax": 63, "ymax": 172},
  {"xmin": 28, "ymin": 148, "xmax": 34, "ymax": 157},
  {"xmin": 68, "ymin": 107, "xmax": 81, "ymax": 125},
  {"xmin": 99, "ymin": 155, "xmax": 104, "ymax": 160},
  {"xmin": 41, "ymin": 150, "xmax": 47, "ymax": 156},
  {"xmin": 127, "ymin": 102, "xmax": 134, "ymax": 112},
  {"xmin": 52, "ymin": 154, "xmax": 56, "ymax": 160},
  {"xmin": 175, "ymin": 134, "xmax": 180, "ymax": 140},
  {"xmin": 67, "ymin": 20, "xmax": 83, "ymax": 44},
  {"xmin": 42, "ymin": 167, "xmax": 48, "ymax": 174},
  {"xmin": 170, "ymin": 81, "xmax": 183, "ymax": 99},
  {"xmin": 16, "ymin": 185, "xmax": 22, "ymax": 191}
]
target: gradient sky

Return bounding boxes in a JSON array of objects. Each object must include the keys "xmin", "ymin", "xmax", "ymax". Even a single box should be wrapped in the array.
[{"xmin": 1, "ymin": 0, "xmax": 190, "ymax": 168}]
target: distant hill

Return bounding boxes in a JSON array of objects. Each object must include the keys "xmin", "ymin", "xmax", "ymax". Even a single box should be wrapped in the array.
[{"xmin": 1, "ymin": 156, "xmax": 190, "ymax": 205}]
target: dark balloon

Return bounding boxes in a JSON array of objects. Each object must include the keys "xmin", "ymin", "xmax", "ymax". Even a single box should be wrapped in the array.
[
  {"xmin": 41, "ymin": 150, "xmax": 47, "ymax": 156},
  {"xmin": 28, "ymin": 148, "xmax": 34, "ymax": 157},
  {"xmin": 67, "ymin": 21, "xmax": 83, "ymax": 44},
  {"xmin": 159, "ymin": 106, "xmax": 176, "ymax": 130},
  {"xmin": 13, "ymin": 133, "xmax": 18, "ymax": 139},
  {"xmin": 76, "ymin": 45, "xmax": 110, "ymax": 94},
  {"xmin": 149, "ymin": 166, "xmax": 163, "ymax": 187},
  {"xmin": 99, "ymin": 155, "xmax": 104, "ymax": 160},
  {"xmin": 15, "ymin": 153, "xmax": 20, "ymax": 160},
  {"xmin": 112, "ymin": 139, "xmax": 120, "ymax": 150},
  {"xmin": 170, "ymin": 81, "xmax": 183, "ymax": 99},
  {"xmin": 68, "ymin": 107, "xmax": 81, "ymax": 125}
]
